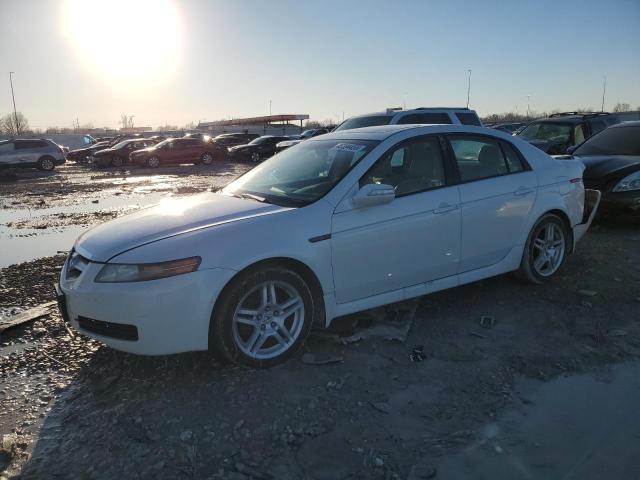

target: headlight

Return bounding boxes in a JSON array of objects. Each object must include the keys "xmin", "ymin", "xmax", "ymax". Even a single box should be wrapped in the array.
[
  {"xmin": 612, "ymin": 171, "xmax": 640, "ymax": 192},
  {"xmin": 95, "ymin": 256, "xmax": 201, "ymax": 283}
]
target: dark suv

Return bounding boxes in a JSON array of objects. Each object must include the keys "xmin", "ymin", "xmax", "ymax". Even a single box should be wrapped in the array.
[
  {"xmin": 517, "ymin": 112, "xmax": 621, "ymax": 155},
  {"xmin": 213, "ymin": 133, "xmax": 260, "ymax": 149},
  {"xmin": 91, "ymin": 138, "xmax": 159, "ymax": 167}
]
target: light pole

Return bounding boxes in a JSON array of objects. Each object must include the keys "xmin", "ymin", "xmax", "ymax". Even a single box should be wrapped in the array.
[
  {"xmin": 9, "ymin": 72, "xmax": 19, "ymax": 135},
  {"xmin": 466, "ymin": 69, "xmax": 472, "ymax": 108},
  {"xmin": 526, "ymin": 95, "xmax": 531, "ymax": 119},
  {"xmin": 601, "ymin": 76, "xmax": 607, "ymax": 112},
  {"xmin": 269, "ymin": 100, "xmax": 272, "ymax": 117}
]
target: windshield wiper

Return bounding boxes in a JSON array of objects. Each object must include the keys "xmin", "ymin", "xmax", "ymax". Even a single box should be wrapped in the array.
[{"xmin": 230, "ymin": 192, "xmax": 272, "ymax": 204}]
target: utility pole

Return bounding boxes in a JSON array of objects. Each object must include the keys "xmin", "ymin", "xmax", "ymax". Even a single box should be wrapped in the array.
[
  {"xmin": 9, "ymin": 72, "xmax": 19, "ymax": 135},
  {"xmin": 269, "ymin": 100, "xmax": 272, "ymax": 117},
  {"xmin": 601, "ymin": 76, "xmax": 607, "ymax": 112},
  {"xmin": 526, "ymin": 95, "xmax": 531, "ymax": 119},
  {"xmin": 466, "ymin": 69, "xmax": 472, "ymax": 108}
]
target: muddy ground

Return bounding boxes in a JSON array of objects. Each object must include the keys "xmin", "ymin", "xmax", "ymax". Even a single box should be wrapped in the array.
[{"xmin": 1, "ymin": 163, "xmax": 640, "ymax": 479}]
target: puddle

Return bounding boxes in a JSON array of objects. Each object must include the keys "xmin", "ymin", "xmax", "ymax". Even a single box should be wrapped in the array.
[
  {"xmin": 0, "ymin": 192, "xmax": 170, "ymax": 267},
  {"xmin": 435, "ymin": 362, "xmax": 640, "ymax": 480}
]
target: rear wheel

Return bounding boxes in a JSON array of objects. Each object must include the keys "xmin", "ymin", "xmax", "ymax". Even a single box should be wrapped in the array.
[
  {"xmin": 250, "ymin": 152, "xmax": 260, "ymax": 163},
  {"xmin": 37, "ymin": 156, "xmax": 55, "ymax": 171},
  {"xmin": 146, "ymin": 156, "xmax": 160, "ymax": 168},
  {"xmin": 516, "ymin": 213, "xmax": 568, "ymax": 284},
  {"xmin": 210, "ymin": 266, "xmax": 314, "ymax": 368}
]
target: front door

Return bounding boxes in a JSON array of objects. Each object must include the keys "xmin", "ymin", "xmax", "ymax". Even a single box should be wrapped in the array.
[
  {"xmin": 331, "ymin": 135, "xmax": 461, "ymax": 304},
  {"xmin": 446, "ymin": 134, "xmax": 538, "ymax": 272}
]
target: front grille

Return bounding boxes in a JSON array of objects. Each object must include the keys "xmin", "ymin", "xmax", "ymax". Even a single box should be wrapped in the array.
[{"xmin": 77, "ymin": 316, "xmax": 139, "ymax": 341}]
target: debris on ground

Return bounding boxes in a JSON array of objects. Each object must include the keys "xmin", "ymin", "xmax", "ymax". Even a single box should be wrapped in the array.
[
  {"xmin": 577, "ymin": 289, "xmax": 598, "ymax": 297},
  {"xmin": 0, "ymin": 302, "xmax": 56, "ymax": 334},
  {"xmin": 301, "ymin": 352, "xmax": 344, "ymax": 366},
  {"xmin": 479, "ymin": 315, "xmax": 496, "ymax": 329},
  {"xmin": 409, "ymin": 345, "xmax": 426, "ymax": 362}
]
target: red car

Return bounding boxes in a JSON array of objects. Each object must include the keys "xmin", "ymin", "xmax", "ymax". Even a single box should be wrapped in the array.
[{"xmin": 128, "ymin": 137, "xmax": 226, "ymax": 168}]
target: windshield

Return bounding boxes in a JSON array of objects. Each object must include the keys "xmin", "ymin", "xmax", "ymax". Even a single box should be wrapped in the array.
[
  {"xmin": 222, "ymin": 139, "xmax": 378, "ymax": 207},
  {"xmin": 519, "ymin": 122, "xmax": 572, "ymax": 142},
  {"xmin": 300, "ymin": 130, "xmax": 317, "ymax": 139},
  {"xmin": 334, "ymin": 115, "xmax": 393, "ymax": 131},
  {"xmin": 153, "ymin": 139, "xmax": 172, "ymax": 148},
  {"xmin": 574, "ymin": 125, "xmax": 640, "ymax": 156},
  {"xmin": 110, "ymin": 140, "xmax": 134, "ymax": 150},
  {"xmin": 249, "ymin": 136, "xmax": 273, "ymax": 145}
]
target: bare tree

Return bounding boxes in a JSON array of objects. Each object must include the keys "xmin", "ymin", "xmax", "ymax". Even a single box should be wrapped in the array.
[
  {"xmin": 613, "ymin": 103, "xmax": 631, "ymax": 112},
  {"xmin": 0, "ymin": 112, "xmax": 29, "ymax": 135},
  {"xmin": 119, "ymin": 113, "xmax": 135, "ymax": 130}
]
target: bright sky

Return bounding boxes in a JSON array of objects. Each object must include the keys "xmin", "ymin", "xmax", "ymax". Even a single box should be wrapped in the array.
[{"xmin": 1, "ymin": 0, "xmax": 639, "ymax": 129}]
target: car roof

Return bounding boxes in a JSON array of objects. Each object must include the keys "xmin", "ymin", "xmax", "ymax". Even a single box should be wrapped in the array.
[
  {"xmin": 309, "ymin": 124, "xmax": 500, "ymax": 142},
  {"xmin": 611, "ymin": 120, "xmax": 640, "ymax": 128}
]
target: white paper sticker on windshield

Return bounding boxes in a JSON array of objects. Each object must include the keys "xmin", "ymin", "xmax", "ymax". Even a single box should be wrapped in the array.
[{"xmin": 331, "ymin": 143, "xmax": 366, "ymax": 153}]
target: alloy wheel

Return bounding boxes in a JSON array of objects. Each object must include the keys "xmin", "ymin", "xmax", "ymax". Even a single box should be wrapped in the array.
[
  {"xmin": 201, "ymin": 153, "xmax": 213, "ymax": 165},
  {"xmin": 232, "ymin": 280, "xmax": 304, "ymax": 360},
  {"xmin": 111, "ymin": 156, "xmax": 123, "ymax": 167},
  {"xmin": 251, "ymin": 152, "xmax": 260, "ymax": 162},
  {"xmin": 40, "ymin": 158, "xmax": 54, "ymax": 171},
  {"xmin": 147, "ymin": 156, "xmax": 160, "ymax": 168},
  {"xmin": 531, "ymin": 223, "xmax": 565, "ymax": 277}
]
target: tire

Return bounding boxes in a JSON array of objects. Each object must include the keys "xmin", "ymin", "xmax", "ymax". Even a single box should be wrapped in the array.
[
  {"xmin": 200, "ymin": 152, "xmax": 214, "ymax": 165},
  {"xmin": 516, "ymin": 213, "xmax": 569, "ymax": 284},
  {"xmin": 111, "ymin": 156, "xmax": 124, "ymax": 168},
  {"xmin": 37, "ymin": 156, "xmax": 55, "ymax": 171},
  {"xmin": 210, "ymin": 266, "xmax": 315, "ymax": 368},
  {"xmin": 250, "ymin": 152, "xmax": 260, "ymax": 163},
  {"xmin": 146, "ymin": 156, "xmax": 160, "ymax": 168}
]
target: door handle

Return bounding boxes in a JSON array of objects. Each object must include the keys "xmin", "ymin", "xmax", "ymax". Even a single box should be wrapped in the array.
[
  {"xmin": 434, "ymin": 203, "xmax": 459, "ymax": 214},
  {"xmin": 514, "ymin": 187, "xmax": 534, "ymax": 196}
]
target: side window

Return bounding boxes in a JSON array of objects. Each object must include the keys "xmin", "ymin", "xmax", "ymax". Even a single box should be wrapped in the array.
[
  {"xmin": 15, "ymin": 140, "xmax": 44, "ymax": 149},
  {"xmin": 449, "ymin": 136, "xmax": 509, "ymax": 182},
  {"xmin": 456, "ymin": 112, "xmax": 482, "ymax": 126},
  {"xmin": 573, "ymin": 124, "xmax": 587, "ymax": 145},
  {"xmin": 501, "ymin": 142, "xmax": 525, "ymax": 173},
  {"xmin": 397, "ymin": 113, "xmax": 452, "ymax": 124},
  {"xmin": 0, "ymin": 142, "xmax": 15, "ymax": 153},
  {"xmin": 360, "ymin": 137, "xmax": 446, "ymax": 196}
]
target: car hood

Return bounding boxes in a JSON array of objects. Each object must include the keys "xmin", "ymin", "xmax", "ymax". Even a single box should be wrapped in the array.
[
  {"xmin": 229, "ymin": 144, "xmax": 252, "ymax": 152},
  {"xmin": 75, "ymin": 192, "xmax": 290, "ymax": 262},
  {"xmin": 574, "ymin": 155, "xmax": 640, "ymax": 181}
]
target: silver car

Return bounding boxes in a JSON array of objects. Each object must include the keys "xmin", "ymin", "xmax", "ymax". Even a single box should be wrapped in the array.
[{"xmin": 0, "ymin": 138, "xmax": 66, "ymax": 171}]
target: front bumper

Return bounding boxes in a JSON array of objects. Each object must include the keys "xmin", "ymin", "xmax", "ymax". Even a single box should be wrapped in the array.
[
  {"xmin": 600, "ymin": 190, "xmax": 640, "ymax": 212},
  {"xmin": 57, "ymin": 258, "xmax": 237, "ymax": 355}
]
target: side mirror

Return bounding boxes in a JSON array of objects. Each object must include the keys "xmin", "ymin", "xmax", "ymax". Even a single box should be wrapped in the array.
[
  {"xmin": 352, "ymin": 183, "xmax": 395, "ymax": 209},
  {"xmin": 565, "ymin": 145, "xmax": 577, "ymax": 155}
]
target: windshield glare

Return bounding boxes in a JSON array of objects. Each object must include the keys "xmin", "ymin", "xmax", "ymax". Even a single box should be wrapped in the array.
[
  {"xmin": 249, "ymin": 137, "xmax": 273, "ymax": 145},
  {"xmin": 334, "ymin": 115, "xmax": 393, "ymax": 131},
  {"xmin": 111, "ymin": 140, "xmax": 133, "ymax": 150},
  {"xmin": 519, "ymin": 122, "xmax": 572, "ymax": 142},
  {"xmin": 574, "ymin": 126, "xmax": 640, "ymax": 156},
  {"xmin": 222, "ymin": 139, "xmax": 378, "ymax": 207}
]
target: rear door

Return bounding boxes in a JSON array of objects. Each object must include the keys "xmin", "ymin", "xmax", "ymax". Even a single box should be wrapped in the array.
[
  {"xmin": 331, "ymin": 135, "xmax": 461, "ymax": 303},
  {"xmin": 446, "ymin": 134, "xmax": 537, "ymax": 272},
  {"xmin": 14, "ymin": 140, "xmax": 44, "ymax": 165}
]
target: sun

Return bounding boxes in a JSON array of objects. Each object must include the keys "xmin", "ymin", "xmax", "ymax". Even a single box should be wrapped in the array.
[{"xmin": 62, "ymin": 0, "xmax": 182, "ymax": 80}]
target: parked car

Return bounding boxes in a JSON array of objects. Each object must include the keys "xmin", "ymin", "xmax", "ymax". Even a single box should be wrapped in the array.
[
  {"xmin": 275, "ymin": 128, "xmax": 330, "ymax": 152},
  {"xmin": 213, "ymin": 133, "xmax": 260, "ymax": 149},
  {"xmin": 128, "ymin": 137, "xmax": 225, "ymax": 167},
  {"xmin": 489, "ymin": 122, "xmax": 526, "ymax": 134},
  {"xmin": 517, "ymin": 112, "xmax": 621, "ymax": 155},
  {"xmin": 333, "ymin": 107, "xmax": 482, "ymax": 132},
  {"xmin": 67, "ymin": 140, "xmax": 112, "ymax": 163},
  {"xmin": 0, "ymin": 138, "xmax": 66, "ymax": 171},
  {"xmin": 228, "ymin": 135, "xmax": 290, "ymax": 162},
  {"xmin": 90, "ymin": 138, "xmax": 159, "ymax": 167},
  {"xmin": 559, "ymin": 121, "xmax": 640, "ymax": 214},
  {"xmin": 56, "ymin": 124, "xmax": 599, "ymax": 368}
]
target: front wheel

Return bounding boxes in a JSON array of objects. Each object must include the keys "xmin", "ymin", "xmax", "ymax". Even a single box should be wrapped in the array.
[
  {"xmin": 250, "ymin": 152, "xmax": 260, "ymax": 163},
  {"xmin": 210, "ymin": 266, "xmax": 314, "ymax": 368},
  {"xmin": 111, "ymin": 156, "xmax": 124, "ymax": 168},
  {"xmin": 200, "ymin": 152, "xmax": 214, "ymax": 165},
  {"xmin": 516, "ymin": 213, "xmax": 569, "ymax": 284},
  {"xmin": 146, "ymin": 156, "xmax": 160, "ymax": 168}
]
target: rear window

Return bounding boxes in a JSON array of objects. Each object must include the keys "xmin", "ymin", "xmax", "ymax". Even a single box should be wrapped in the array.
[
  {"xmin": 574, "ymin": 125, "xmax": 640, "ymax": 156},
  {"xmin": 334, "ymin": 115, "xmax": 393, "ymax": 131},
  {"xmin": 456, "ymin": 112, "xmax": 482, "ymax": 126},
  {"xmin": 397, "ymin": 113, "xmax": 452, "ymax": 124},
  {"xmin": 14, "ymin": 140, "xmax": 48, "ymax": 149}
]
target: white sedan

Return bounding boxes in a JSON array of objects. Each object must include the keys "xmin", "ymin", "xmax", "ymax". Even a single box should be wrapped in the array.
[{"xmin": 56, "ymin": 125, "xmax": 600, "ymax": 367}]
